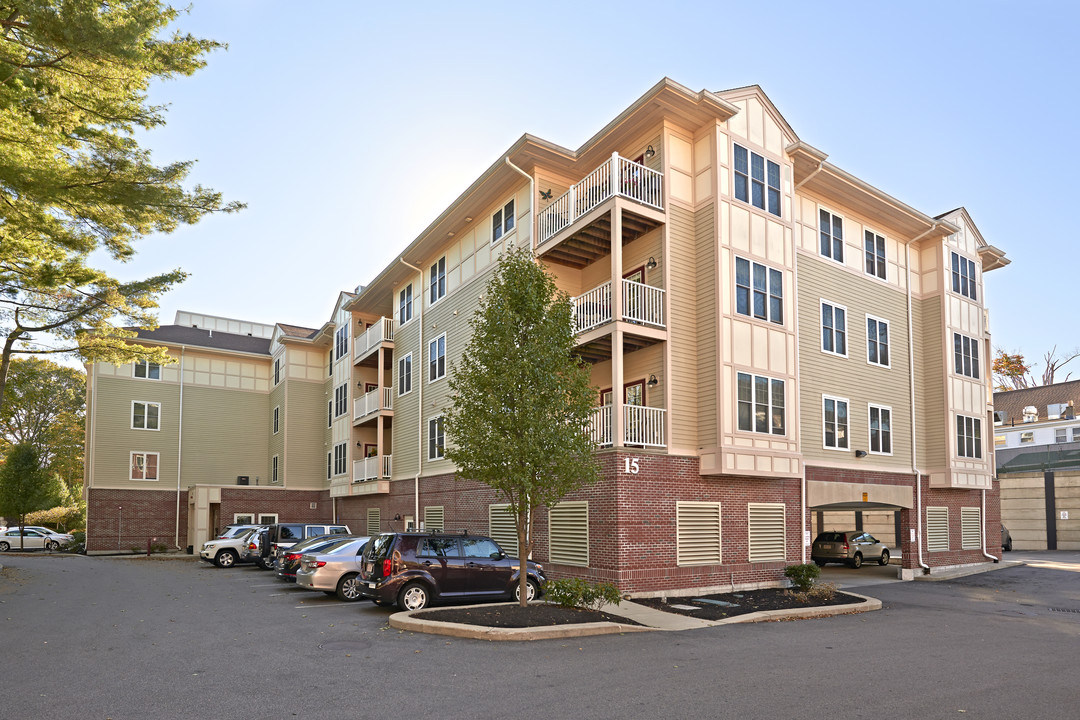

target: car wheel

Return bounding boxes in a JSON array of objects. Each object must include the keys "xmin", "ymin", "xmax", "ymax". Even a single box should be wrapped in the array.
[
  {"xmin": 336, "ymin": 573, "xmax": 363, "ymax": 602},
  {"xmin": 813, "ymin": 559, "xmax": 827, "ymax": 567},
  {"xmin": 215, "ymin": 549, "xmax": 238, "ymax": 568},
  {"xmin": 514, "ymin": 578, "xmax": 540, "ymax": 603},
  {"xmin": 0, "ymin": 541, "xmax": 9, "ymax": 552},
  {"xmin": 878, "ymin": 549, "xmax": 890, "ymax": 566},
  {"xmin": 46, "ymin": 541, "xmax": 59, "ymax": 551},
  {"xmin": 398, "ymin": 582, "xmax": 429, "ymax": 611},
  {"xmin": 849, "ymin": 553, "xmax": 863, "ymax": 569}
]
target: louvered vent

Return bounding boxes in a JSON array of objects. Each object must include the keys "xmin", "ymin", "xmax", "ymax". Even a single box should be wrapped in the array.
[
  {"xmin": 366, "ymin": 508, "xmax": 381, "ymax": 536},
  {"xmin": 747, "ymin": 503, "xmax": 786, "ymax": 562},
  {"xmin": 549, "ymin": 501, "xmax": 589, "ymax": 567},
  {"xmin": 488, "ymin": 504, "xmax": 517, "ymax": 556},
  {"xmin": 961, "ymin": 507, "xmax": 981, "ymax": 550},
  {"xmin": 677, "ymin": 502, "xmax": 722, "ymax": 565},
  {"xmin": 927, "ymin": 506, "xmax": 949, "ymax": 551},
  {"xmin": 424, "ymin": 506, "xmax": 444, "ymax": 532}
]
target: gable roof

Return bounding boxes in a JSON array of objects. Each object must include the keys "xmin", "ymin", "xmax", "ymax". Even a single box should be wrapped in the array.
[
  {"xmin": 130, "ymin": 325, "xmax": 272, "ymax": 355},
  {"xmin": 994, "ymin": 380, "xmax": 1080, "ymax": 425}
]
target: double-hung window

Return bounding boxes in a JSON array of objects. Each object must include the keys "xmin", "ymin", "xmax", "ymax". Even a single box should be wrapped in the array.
[
  {"xmin": 428, "ymin": 416, "xmax": 445, "ymax": 460},
  {"xmin": 492, "ymin": 199, "xmax": 515, "ymax": 243},
  {"xmin": 953, "ymin": 332, "xmax": 980, "ymax": 379},
  {"xmin": 819, "ymin": 209, "xmax": 844, "ymax": 263},
  {"xmin": 869, "ymin": 404, "xmax": 892, "ymax": 454},
  {"xmin": 823, "ymin": 396, "xmax": 849, "ymax": 450},
  {"xmin": 398, "ymin": 353, "xmax": 412, "ymax": 395},
  {"xmin": 274, "ymin": 358, "xmax": 282, "ymax": 385},
  {"xmin": 272, "ymin": 455, "xmax": 279, "ymax": 483},
  {"xmin": 821, "ymin": 301, "xmax": 846, "ymax": 356},
  {"xmin": 335, "ymin": 326, "xmax": 348, "ymax": 360},
  {"xmin": 735, "ymin": 256, "xmax": 783, "ymax": 325},
  {"xmin": 333, "ymin": 442, "xmax": 347, "ymax": 476},
  {"xmin": 399, "ymin": 284, "xmax": 413, "ymax": 325},
  {"xmin": 430, "ymin": 257, "xmax": 446, "ymax": 304},
  {"xmin": 429, "ymin": 334, "xmax": 446, "ymax": 382},
  {"xmin": 867, "ymin": 316, "xmax": 890, "ymax": 367},
  {"xmin": 334, "ymin": 383, "xmax": 347, "ymax": 417},
  {"xmin": 132, "ymin": 401, "xmax": 160, "ymax": 431},
  {"xmin": 130, "ymin": 452, "xmax": 159, "ymax": 481},
  {"xmin": 865, "ymin": 230, "xmax": 886, "ymax": 279},
  {"xmin": 736, "ymin": 372, "xmax": 785, "ymax": 436},
  {"xmin": 273, "ymin": 406, "xmax": 280, "ymax": 434},
  {"xmin": 134, "ymin": 360, "xmax": 161, "ymax": 380},
  {"xmin": 956, "ymin": 415, "xmax": 983, "ymax": 458},
  {"xmin": 733, "ymin": 144, "xmax": 780, "ymax": 216},
  {"xmin": 951, "ymin": 252, "xmax": 977, "ymax": 300}
]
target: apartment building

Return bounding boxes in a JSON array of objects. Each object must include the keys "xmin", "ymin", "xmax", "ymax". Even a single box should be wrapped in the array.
[{"xmin": 84, "ymin": 79, "xmax": 1009, "ymax": 590}]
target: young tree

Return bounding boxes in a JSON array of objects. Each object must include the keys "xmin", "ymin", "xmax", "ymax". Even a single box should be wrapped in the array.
[
  {"xmin": 993, "ymin": 347, "xmax": 1080, "ymax": 391},
  {"xmin": 444, "ymin": 246, "xmax": 600, "ymax": 607},
  {"xmin": 0, "ymin": 1, "xmax": 244, "ymax": 412},
  {"xmin": 0, "ymin": 358, "xmax": 85, "ymax": 483},
  {"xmin": 0, "ymin": 443, "xmax": 57, "ymax": 548}
]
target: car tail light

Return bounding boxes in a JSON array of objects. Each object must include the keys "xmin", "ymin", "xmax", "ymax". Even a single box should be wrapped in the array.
[
  {"xmin": 842, "ymin": 543, "xmax": 850, "ymax": 551},
  {"xmin": 313, "ymin": 561, "xmax": 326, "ymax": 568},
  {"xmin": 248, "ymin": 542, "xmax": 257, "ymax": 551},
  {"xmin": 382, "ymin": 558, "xmax": 392, "ymax": 577},
  {"xmin": 286, "ymin": 553, "xmax": 301, "ymax": 562}
]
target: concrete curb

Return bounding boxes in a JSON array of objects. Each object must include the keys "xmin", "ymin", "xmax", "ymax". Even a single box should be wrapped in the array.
[
  {"xmin": 388, "ymin": 592, "xmax": 881, "ymax": 640},
  {"xmin": 913, "ymin": 559, "xmax": 1024, "ymax": 581}
]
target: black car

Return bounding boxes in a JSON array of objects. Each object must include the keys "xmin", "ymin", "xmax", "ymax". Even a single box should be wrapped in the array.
[{"xmin": 358, "ymin": 531, "xmax": 546, "ymax": 611}]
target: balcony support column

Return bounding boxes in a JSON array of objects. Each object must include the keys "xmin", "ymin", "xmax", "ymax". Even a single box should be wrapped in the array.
[
  {"xmin": 613, "ymin": 328, "xmax": 624, "ymax": 449},
  {"xmin": 377, "ymin": 415, "xmax": 384, "ymax": 477}
]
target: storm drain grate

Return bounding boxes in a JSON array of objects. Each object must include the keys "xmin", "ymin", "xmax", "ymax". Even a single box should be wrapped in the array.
[{"xmin": 1049, "ymin": 607, "xmax": 1080, "ymax": 614}]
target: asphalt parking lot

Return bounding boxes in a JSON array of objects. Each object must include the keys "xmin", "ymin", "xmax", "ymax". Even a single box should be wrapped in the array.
[{"xmin": 2, "ymin": 551, "xmax": 1078, "ymax": 719}]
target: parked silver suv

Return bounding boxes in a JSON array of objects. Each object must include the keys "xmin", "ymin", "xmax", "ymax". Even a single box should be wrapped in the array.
[{"xmin": 811, "ymin": 530, "xmax": 890, "ymax": 569}]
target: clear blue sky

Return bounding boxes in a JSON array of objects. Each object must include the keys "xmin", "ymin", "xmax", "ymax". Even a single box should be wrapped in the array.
[{"xmin": 105, "ymin": 1, "xmax": 1078, "ymax": 371}]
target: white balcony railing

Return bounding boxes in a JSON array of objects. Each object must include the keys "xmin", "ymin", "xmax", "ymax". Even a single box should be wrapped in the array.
[
  {"xmin": 353, "ymin": 387, "xmax": 393, "ymax": 421},
  {"xmin": 353, "ymin": 454, "xmax": 392, "ymax": 482},
  {"xmin": 572, "ymin": 279, "xmax": 665, "ymax": 334},
  {"xmin": 589, "ymin": 404, "xmax": 665, "ymax": 448},
  {"xmin": 538, "ymin": 153, "xmax": 663, "ymax": 245},
  {"xmin": 354, "ymin": 317, "xmax": 395, "ymax": 361}
]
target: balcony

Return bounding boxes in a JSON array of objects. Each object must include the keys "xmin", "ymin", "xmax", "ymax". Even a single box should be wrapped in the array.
[
  {"xmin": 589, "ymin": 404, "xmax": 666, "ymax": 448},
  {"xmin": 573, "ymin": 279, "xmax": 665, "ymax": 334},
  {"xmin": 353, "ymin": 455, "xmax": 392, "ymax": 482},
  {"xmin": 353, "ymin": 387, "xmax": 393, "ymax": 423},
  {"xmin": 354, "ymin": 317, "xmax": 395, "ymax": 364},
  {"xmin": 535, "ymin": 154, "xmax": 660, "ymax": 267}
]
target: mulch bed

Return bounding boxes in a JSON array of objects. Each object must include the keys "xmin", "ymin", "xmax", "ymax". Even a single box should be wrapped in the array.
[
  {"xmin": 413, "ymin": 603, "xmax": 643, "ymax": 628},
  {"xmin": 634, "ymin": 588, "xmax": 865, "ymax": 621}
]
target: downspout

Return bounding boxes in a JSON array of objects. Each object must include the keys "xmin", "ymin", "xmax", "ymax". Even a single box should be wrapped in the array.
[
  {"xmin": 399, "ymin": 257, "xmax": 424, "ymax": 527},
  {"xmin": 981, "ymin": 488, "xmax": 998, "ymax": 562},
  {"xmin": 905, "ymin": 240, "xmax": 931, "ymax": 572},
  {"xmin": 174, "ymin": 347, "xmax": 186, "ymax": 551},
  {"xmin": 790, "ymin": 181, "xmax": 806, "ymax": 563}
]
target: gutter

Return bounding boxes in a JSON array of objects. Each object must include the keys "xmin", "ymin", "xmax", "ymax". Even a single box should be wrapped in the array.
[{"xmin": 399, "ymin": 257, "xmax": 424, "ymax": 527}]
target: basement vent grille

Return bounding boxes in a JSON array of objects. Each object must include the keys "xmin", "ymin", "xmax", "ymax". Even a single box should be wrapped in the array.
[
  {"xmin": 960, "ymin": 507, "xmax": 981, "ymax": 550},
  {"xmin": 677, "ymin": 502, "xmax": 722, "ymax": 566},
  {"xmin": 549, "ymin": 501, "xmax": 589, "ymax": 567},
  {"xmin": 488, "ymin": 504, "xmax": 517, "ymax": 556},
  {"xmin": 927, "ymin": 506, "xmax": 950, "ymax": 552},
  {"xmin": 747, "ymin": 503, "xmax": 786, "ymax": 562},
  {"xmin": 366, "ymin": 507, "xmax": 380, "ymax": 536},
  {"xmin": 424, "ymin": 506, "xmax": 444, "ymax": 532}
]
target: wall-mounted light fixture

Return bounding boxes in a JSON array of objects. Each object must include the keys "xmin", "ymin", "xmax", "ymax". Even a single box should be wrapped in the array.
[
  {"xmin": 644, "ymin": 145, "xmax": 655, "ymax": 160},
  {"xmin": 356, "ymin": 441, "xmax": 363, "ymax": 448},
  {"xmin": 357, "ymin": 381, "xmax": 364, "ymax": 388},
  {"xmin": 647, "ymin": 374, "xmax": 658, "ymax": 388},
  {"xmin": 646, "ymin": 257, "xmax": 657, "ymax": 270},
  {"xmin": 855, "ymin": 450, "xmax": 868, "ymax": 458}
]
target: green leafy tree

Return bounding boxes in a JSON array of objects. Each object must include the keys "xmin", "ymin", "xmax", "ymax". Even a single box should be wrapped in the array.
[
  {"xmin": 444, "ymin": 246, "xmax": 600, "ymax": 607},
  {"xmin": 0, "ymin": 358, "xmax": 84, "ymax": 481},
  {"xmin": 0, "ymin": 443, "xmax": 58, "ymax": 547},
  {"xmin": 0, "ymin": 1, "xmax": 244, "ymax": 411}
]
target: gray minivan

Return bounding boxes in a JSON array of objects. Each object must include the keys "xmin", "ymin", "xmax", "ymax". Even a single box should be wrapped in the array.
[{"xmin": 255, "ymin": 522, "xmax": 350, "ymax": 570}]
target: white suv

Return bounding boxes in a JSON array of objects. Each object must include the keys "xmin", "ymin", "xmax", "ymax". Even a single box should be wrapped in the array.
[{"xmin": 200, "ymin": 527, "xmax": 263, "ymax": 568}]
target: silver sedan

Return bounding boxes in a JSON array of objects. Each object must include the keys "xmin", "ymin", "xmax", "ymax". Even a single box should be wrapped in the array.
[{"xmin": 295, "ymin": 536, "xmax": 371, "ymax": 601}]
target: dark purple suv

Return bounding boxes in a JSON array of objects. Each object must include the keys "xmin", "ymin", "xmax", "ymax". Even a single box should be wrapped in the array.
[{"xmin": 358, "ymin": 531, "xmax": 546, "ymax": 611}]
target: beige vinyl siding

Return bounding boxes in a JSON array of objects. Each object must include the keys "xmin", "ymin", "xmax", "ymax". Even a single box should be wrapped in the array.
[
  {"xmin": 668, "ymin": 203, "xmax": 701, "ymax": 451},
  {"xmin": 589, "ymin": 343, "xmax": 665, "ymax": 408},
  {"xmin": 268, "ymin": 383, "xmax": 286, "ymax": 481},
  {"xmin": 180, "ymin": 385, "xmax": 270, "ymax": 487},
  {"xmin": 391, "ymin": 310, "xmax": 420, "ymax": 480},
  {"xmin": 796, "ymin": 252, "xmax": 910, "ymax": 467},
  {"xmin": 90, "ymin": 376, "xmax": 181, "ymax": 489},
  {"xmin": 284, "ymin": 379, "xmax": 331, "ymax": 489},
  {"xmin": 914, "ymin": 295, "xmax": 946, "ymax": 468},
  {"xmin": 695, "ymin": 202, "xmax": 717, "ymax": 448}
]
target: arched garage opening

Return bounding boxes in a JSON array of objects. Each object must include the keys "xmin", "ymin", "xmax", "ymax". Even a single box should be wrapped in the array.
[{"xmin": 808, "ymin": 480, "xmax": 913, "ymax": 579}]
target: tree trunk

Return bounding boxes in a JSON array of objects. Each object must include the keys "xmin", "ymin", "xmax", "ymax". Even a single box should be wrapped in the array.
[
  {"xmin": 0, "ymin": 329, "xmax": 24, "ymax": 415},
  {"xmin": 516, "ymin": 508, "xmax": 528, "ymax": 608}
]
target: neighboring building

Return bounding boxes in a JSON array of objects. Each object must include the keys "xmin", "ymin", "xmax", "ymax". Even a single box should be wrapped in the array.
[
  {"xmin": 994, "ymin": 382, "xmax": 1080, "ymax": 550},
  {"xmin": 85, "ymin": 79, "xmax": 1010, "ymax": 590}
]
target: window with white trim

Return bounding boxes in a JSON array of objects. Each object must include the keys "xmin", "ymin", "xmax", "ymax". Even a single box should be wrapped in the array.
[
  {"xmin": 819, "ymin": 209, "xmax": 844, "ymax": 263},
  {"xmin": 869, "ymin": 404, "xmax": 892, "ymax": 455},
  {"xmin": 273, "ymin": 406, "xmax": 280, "ymax": 434},
  {"xmin": 333, "ymin": 442, "xmax": 347, "ymax": 476},
  {"xmin": 274, "ymin": 357, "xmax": 282, "ymax": 385},
  {"xmin": 956, "ymin": 415, "xmax": 983, "ymax": 458},
  {"xmin": 1073, "ymin": 427, "xmax": 1080, "ymax": 442},
  {"xmin": 953, "ymin": 332, "xmax": 980, "ymax": 379},
  {"xmin": 864, "ymin": 230, "xmax": 886, "ymax": 280},
  {"xmin": 867, "ymin": 316, "xmax": 890, "ymax": 367},
  {"xmin": 233, "ymin": 513, "xmax": 255, "ymax": 524},
  {"xmin": 429, "ymin": 257, "xmax": 446, "ymax": 304},
  {"xmin": 334, "ymin": 383, "xmax": 347, "ymax": 417},
  {"xmin": 398, "ymin": 353, "xmax": 412, "ymax": 395},
  {"xmin": 428, "ymin": 416, "xmax": 444, "ymax": 460},
  {"xmin": 134, "ymin": 360, "xmax": 161, "ymax": 380},
  {"xmin": 258, "ymin": 513, "xmax": 278, "ymax": 524},
  {"xmin": 327, "ymin": 401, "xmax": 332, "ymax": 428},
  {"xmin": 327, "ymin": 451, "xmax": 332, "ymax": 480},
  {"xmin": 335, "ymin": 326, "xmax": 348, "ymax": 360},
  {"xmin": 429, "ymin": 334, "xmax": 446, "ymax": 382},
  {"xmin": 492, "ymin": 198, "xmax": 515, "ymax": 243},
  {"xmin": 1056, "ymin": 428, "xmax": 1067, "ymax": 443},
  {"xmin": 398, "ymin": 284, "xmax": 413, "ymax": 325},
  {"xmin": 823, "ymin": 395, "xmax": 849, "ymax": 450},
  {"xmin": 733, "ymin": 144, "xmax": 780, "ymax": 217},
  {"xmin": 272, "ymin": 455, "xmax": 279, "ymax": 483},
  {"xmin": 821, "ymin": 301, "xmax": 846, "ymax": 356},
  {"xmin": 132, "ymin": 401, "xmax": 160, "ymax": 431},
  {"xmin": 130, "ymin": 452, "xmax": 159, "ymax": 481},
  {"xmin": 735, "ymin": 256, "xmax": 783, "ymax": 325},
  {"xmin": 951, "ymin": 252, "xmax": 977, "ymax": 300},
  {"xmin": 1020, "ymin": 431, "xmax": 1034, "ymax": 444},
  {"xmin": 737, "ymin": 372, "xmax": 785, "ymax": 436}
]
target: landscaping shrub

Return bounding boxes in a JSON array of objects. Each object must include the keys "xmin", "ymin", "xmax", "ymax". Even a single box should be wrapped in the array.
[
  {"xmin": 544, "ymin": 578, "xmax": 622, "ymax": 611},
  {"xmin": 784, "ymin": 563, "xmax": 820, "ymax": 592},
  {"xmin": 67, "ymin": 531, "xmax": 85, "ymax": 554}
]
